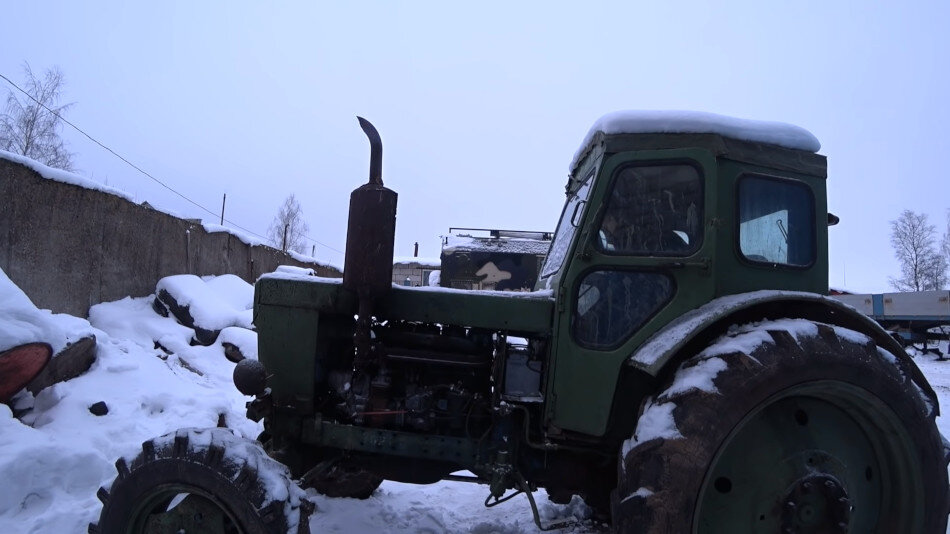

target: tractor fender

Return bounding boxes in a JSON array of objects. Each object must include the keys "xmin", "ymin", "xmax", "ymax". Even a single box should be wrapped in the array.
[{"xmin": 626, "ymin": 289, "xmax": 938, "ymax": 414}]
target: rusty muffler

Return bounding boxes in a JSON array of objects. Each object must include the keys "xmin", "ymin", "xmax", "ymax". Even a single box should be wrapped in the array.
[{"xmin": 343, "ymin": 117, "xmax": 397, "ymax": 367}]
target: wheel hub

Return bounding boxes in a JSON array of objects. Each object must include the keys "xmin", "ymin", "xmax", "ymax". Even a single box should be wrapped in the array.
[{"xmin": 781, "ymin": 474, "xmax": 851, "ymax": 533}]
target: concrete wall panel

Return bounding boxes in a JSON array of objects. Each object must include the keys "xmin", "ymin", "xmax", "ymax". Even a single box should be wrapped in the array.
[{"xmin": 0, "ymin": 156, "xmax": 340, "ymax": 317}]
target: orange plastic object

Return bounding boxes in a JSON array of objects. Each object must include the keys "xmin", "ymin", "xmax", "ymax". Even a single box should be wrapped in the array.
[{"xmin": 0, "ymin": 342, "xmax": 52, "ymax": 402}]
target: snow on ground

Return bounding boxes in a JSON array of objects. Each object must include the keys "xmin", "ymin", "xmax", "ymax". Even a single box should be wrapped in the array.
[{"xmin": 2, "ymin": 265, "xmax": 950, "ymax": 533}]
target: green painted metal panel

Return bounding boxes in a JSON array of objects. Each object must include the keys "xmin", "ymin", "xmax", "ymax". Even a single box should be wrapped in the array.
[
  {"xmin": 256, "ymin": 275, "xmax": 554, "ymax": 334},
  {"xmin": 378, "ymin": 285, "xmax": 553, "ymax": 334},
  {"xmin": 302, "ymin": 417, "xmax": 480, "ymax": 465},
  {"xmin": 546, "ymin": 148, "xmax": 719, "ymax": 436},
  {"xmin": 255, "ymin": 302, "xmax": 318, "ymax": 408}
]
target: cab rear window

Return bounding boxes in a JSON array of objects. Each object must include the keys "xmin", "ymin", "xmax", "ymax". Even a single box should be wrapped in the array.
[{"xmin": 738, "ymin": 176, "xmax": 815, "ymax": 267}]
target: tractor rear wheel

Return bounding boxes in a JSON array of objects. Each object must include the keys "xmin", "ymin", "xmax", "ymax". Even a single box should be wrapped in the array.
[
  {"xmin": 613, "ymin": 320, "xmax": 949, "ymax": 533},
  {"xmin": 90, "ymin": 427, "xmax": 313, "ymax": 534}
]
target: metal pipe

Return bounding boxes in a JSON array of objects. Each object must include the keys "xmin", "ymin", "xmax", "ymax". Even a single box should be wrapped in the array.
[{"xmin": 357, "ymin": 117, "xmax": 383, "ymax": 186}]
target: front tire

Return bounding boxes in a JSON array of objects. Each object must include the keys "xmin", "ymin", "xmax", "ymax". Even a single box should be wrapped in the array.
[
  {"xmin": 90, "ymin": 427, "xmax": 313, "ymax": 534},
  {"xmin": 613, "ymin": 320, "xmax": 949, "ymax": 533}
]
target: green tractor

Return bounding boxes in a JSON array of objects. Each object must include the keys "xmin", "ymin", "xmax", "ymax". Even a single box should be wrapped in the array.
[{"xmin": 93, "ymin": 112, "xmax": 950, "ymax": 533}]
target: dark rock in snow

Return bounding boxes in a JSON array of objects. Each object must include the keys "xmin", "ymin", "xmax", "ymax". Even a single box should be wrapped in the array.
[
  {"xmin": 222, "ymin": 342, "xmax": 245, "ymax": 363},
  {"xmin": 26, "ymin": 335, "xmax": 97, "ymax": 395},
  {"xmin": 88, "ymin": 401, "xmax": 109, "ymax": 416}
]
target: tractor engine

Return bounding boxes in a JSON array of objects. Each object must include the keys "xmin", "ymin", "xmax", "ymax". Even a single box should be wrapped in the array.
[{"xmin": 325, "ymin": 320, "xmax": 497, "ymax": 436}]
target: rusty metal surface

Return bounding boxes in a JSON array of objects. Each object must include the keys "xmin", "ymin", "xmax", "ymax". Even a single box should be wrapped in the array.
[
  {"xmin": 343, "ymin": 117, "xmax": 398, "ymax": 298},
  {"xmin": 0, "ymin": 342, "xmax": 52, "ymax": 402}
]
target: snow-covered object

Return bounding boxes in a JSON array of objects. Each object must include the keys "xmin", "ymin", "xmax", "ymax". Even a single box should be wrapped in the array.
[
  {"xmin": 629, "ymin": 290, "xmax": 881, "ymax": 368},
  {"xmin": 119, "ymin": 427, "xmax": 309, "ymax": 533},
  {"xmin": 428, "ymin": 270, "xmax": 441, "ymax": 286},
  {"xmin": 287, "ymin": 250, "xmax": 342, "ymax": 272},
  {"xmin": 204, "ymin": 274, "xmax": 254, "ymax": 312},
  {"xmin": 261, "ymin": 271, "xmax": 344, "ymax": 284},
  {"xmin": 88, "ymin": 296, "xmax": 194, "ymax": 352},
  {"xmin": 442, "ymin": 234, "xmax": 550, "ymax": 256},
  {"xmin": 623, "ymin": 399, "xmax": 681, "ymax": 456},
  {"xmin": 0, "ymin": 149, "xmax": 135, "ymax": 203},
  {"xmin": 274, "ymin": 265, "xmax": 316, "ymax": 277},
  {"xmin": 202, "ymin": 222, "xmax": 267, "ymax": 248},
  {"xmin": 156, "ymin": 274, "xmax": 254, "ymax": 332},
  {"xmin": 0, "ymin": 268, "xmax": 96, "ymax": 355},
  {"xmin": 570, "ymin": 110, "xmax": 821, "ymax": 172},
  {"xmin": 623, "ymin": 317, "xmax": 940, "ymax": 461},
  {"xmin": 219, "ymin": 326, "xmax": 258, "ymax": 361}
]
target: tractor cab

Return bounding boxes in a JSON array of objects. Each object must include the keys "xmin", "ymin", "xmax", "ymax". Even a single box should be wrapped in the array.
[{"xmin": 540, "ymin": 111, "xmax": 832, "ymax": 435}]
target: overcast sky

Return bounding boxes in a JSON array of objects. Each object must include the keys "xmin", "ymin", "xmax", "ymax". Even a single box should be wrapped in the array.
[{"xmin": 3, "ymin": 1, "xmax": 948, "ymax": 292}]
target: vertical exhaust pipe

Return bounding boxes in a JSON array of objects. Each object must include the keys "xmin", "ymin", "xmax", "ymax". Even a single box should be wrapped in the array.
[{"xmin": 343, "ymin": 117, "xmax": 398, "ymax": 367}]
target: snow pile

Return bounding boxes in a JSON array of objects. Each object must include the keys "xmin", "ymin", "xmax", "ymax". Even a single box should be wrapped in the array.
[
  {"xmin": 0, "ymin": 267, "xmax": 261, "ymax": 533},
  {"xmin": 0, "ymin": 269, "xmax": 95, "ymax": 356},
  {"xmin": 570, "ymin": 110, "xmax": 821, "ymax": 171},
  {"xmin": 156, "ymin": 273, "xmax": 254, "ymax": 333}
]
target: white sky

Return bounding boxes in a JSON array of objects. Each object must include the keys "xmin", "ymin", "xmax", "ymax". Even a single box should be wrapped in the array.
[{"xmin": 3, "ymin": 1, "xmax": 948, "ymax": 292}]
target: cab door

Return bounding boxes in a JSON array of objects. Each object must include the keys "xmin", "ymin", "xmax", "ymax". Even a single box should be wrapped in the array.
[{"xmin": 544, "ymin": 148, "xmax": 717, "ymax": 436}]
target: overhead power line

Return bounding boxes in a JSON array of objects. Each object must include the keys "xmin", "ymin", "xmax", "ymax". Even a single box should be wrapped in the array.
[{"xmin": 0, "ymin": 71, "xmax": 343, "ymax": 256}]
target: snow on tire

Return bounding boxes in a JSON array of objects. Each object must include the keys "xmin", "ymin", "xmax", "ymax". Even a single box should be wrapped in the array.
[
  {"xmin": 613, "ymin": 319, "xmax": 949, "ymax": 533},
  {"xmin": 90, "ymin": 427, "xmax": 313, "ymax": 534}
]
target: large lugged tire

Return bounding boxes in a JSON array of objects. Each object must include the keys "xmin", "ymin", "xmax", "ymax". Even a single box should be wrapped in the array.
[
  {"xmin": 90, "ymin": 427, "xmax": 313, "ymax": 534},
  {"xmin": 613, "ymin": 319, "xmax": 950, "ymax": 533}
]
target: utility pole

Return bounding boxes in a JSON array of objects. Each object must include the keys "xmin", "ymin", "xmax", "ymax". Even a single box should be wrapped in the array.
[{"xmin": 220, "ymin": 193, "xmax": 227, "ymax": 225}]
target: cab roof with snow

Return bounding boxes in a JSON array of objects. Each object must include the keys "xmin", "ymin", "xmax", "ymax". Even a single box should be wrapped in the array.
[{"xmin": 569, "ymin": 110, "xmax": 826, "ymax": 184}]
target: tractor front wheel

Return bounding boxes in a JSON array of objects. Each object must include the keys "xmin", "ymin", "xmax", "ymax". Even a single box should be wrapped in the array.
[
  {"xmin": 90, "ymin": 427, "xmax": 312, "ymax": 534},
  {"xmin": 614, "ymin": 320, "xmax": 949, "ymax": 533}
]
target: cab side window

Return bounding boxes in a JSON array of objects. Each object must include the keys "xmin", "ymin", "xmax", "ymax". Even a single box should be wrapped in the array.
[
  {"xmin": 597, "ymin": 164, "xmax": 703, "ymax": 256},
  {"xmin": 738, "ymin": 176, "xmax": 815, "ymax": 266}
]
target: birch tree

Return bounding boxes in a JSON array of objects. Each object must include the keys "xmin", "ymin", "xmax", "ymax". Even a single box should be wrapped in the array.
[
  {"xmin": 889, "ymin": 210, "xmax": 946, "ymax": 291},
  {"xmin": 0, "ymin": 64, "xmax": 75, "ymax": 171},
  {"xmin": 267, "ymin": 194, "xmax": 310, "ymax": 254}
]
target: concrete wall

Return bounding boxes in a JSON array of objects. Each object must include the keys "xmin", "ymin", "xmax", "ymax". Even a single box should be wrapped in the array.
[{"xmin": 0, "ymin": 155, "xmax": 340, "ymax": 317}]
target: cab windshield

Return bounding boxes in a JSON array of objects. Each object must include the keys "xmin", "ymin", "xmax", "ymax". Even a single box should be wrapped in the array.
[{"xmin": 539, "ymin": 171, "xmax": 594, "ymax": 280}]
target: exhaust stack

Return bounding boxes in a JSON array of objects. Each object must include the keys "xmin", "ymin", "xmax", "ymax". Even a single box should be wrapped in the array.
[{"xmin": 343, "ymin": 117, "xmax": 398, "ymax": 366}]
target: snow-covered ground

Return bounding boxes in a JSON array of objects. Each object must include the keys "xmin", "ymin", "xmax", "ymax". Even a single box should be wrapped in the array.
[{"xmin": 0, "ymin": 266, "xmax": 948, "ymax": 533}]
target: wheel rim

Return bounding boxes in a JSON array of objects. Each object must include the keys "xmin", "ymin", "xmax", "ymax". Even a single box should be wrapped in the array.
[
  {"xmin": 695, "ymin": 380, "xmax": 924, "ymax": 533},
  {"xmin": 129, "ymin": 483, "xmax": 246, "ymax": 534}
]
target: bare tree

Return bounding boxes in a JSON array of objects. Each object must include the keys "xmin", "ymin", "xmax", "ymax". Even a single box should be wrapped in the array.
[
  {"xmin": 267, "ymin": 194, "xmax": 310, "ymax": 254},
  {"xmin": 0, "ymin": 63, "xmax": 75, "ymax": 171},
  {"xmin": 889, "ymin": 209, "xmax": 946, "ymax": 291}
]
